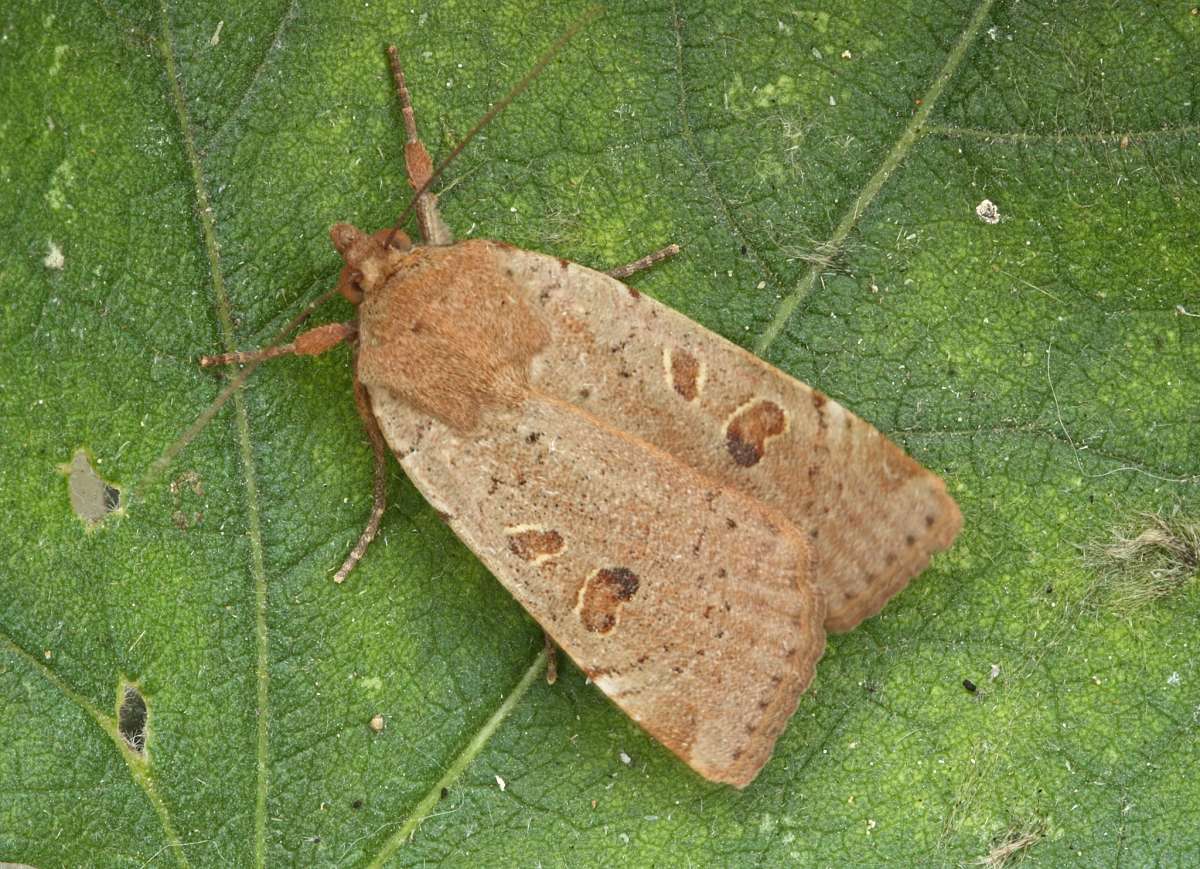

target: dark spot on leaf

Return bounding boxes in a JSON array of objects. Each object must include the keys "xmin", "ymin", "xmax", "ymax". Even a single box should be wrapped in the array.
[
  {"xmin": 578, "ymin": 388, "xmax": 591, "ymax": 399},
  {"xmin": 441, "ymin": 787, "xmax": 449, "ymax": 799},
  {"xmin": 627, "ymin": 285, "xmax": 641, "ymax": 299},
  {"xmin": 351, "ymin": 799, "xmax": 363, "ymax": 810},
  {"xmin": 118, "ymin": 684, "xmax": 147, "ymax": 754},
  {"xmin": 925, "ymin": 514, "xmax": 936, "ymax": 527}
]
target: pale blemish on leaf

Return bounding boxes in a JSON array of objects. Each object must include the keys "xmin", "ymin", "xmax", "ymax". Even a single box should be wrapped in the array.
[
  {"xmin": 49, "ymin": 44, "xmax": 69, "ymax": 76},
  {"xmin": 725, "ymin": 72, "xmax": 800, "ymax": 115},
  {"xmin": 43, "ymin": 240, "xmax": 64, "ymax": 270},
  {"xmin": 1083, "ymin": 510, "xmax": 1199, "ymax": 610},
  {"xmin": 45, "ymin": 158, "xmax": 74, "ymax": 210},
  {"xmin": 61, "ymin": 449, "xmax": 120, "ymax": 528},
  {"xmin": 169, "ymin": 470, "xmax": 204, "ymax": 530},
  {"xmin": 975, "ymin": 819, "xmax": 1047, "ymax": 868}
]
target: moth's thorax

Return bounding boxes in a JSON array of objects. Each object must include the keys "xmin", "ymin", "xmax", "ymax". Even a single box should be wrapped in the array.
[{"xmin": 356, "ymin": 239, "xmax": 550, "ymax": 432}]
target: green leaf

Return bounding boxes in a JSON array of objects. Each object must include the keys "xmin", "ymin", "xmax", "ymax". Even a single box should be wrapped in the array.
[{"xmin": 3, "ymin": 1, "xmax": 1198, "ymax": 865}]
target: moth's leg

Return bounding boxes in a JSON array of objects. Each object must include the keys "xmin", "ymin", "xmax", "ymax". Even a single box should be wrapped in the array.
[
  {"xmin": 199, "ymin": 321, "xmax": 357, "ymax": 367},
  {"xmin": 334, "ymin": 376, "xmax": 389, "ymax": 584},
  {"xmin": 543, "ymin": 632, "xmax": 559, "ymax": 685},
  {"xmin": 386, "ymin": 45, "xmax": 454, "ymax": 246},
  {"xmin": 605, "ymin": 243, "xmax": 681, "ymax": 280}
]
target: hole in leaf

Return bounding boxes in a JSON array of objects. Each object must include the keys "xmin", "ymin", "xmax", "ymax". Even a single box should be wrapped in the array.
[
  {"xmin": 62, "ymin": 449, "xmax": 121, "ymax": 528},
  {"xmin": 118, "ymin": 684, "xmax": 148, "ymax": 754}
]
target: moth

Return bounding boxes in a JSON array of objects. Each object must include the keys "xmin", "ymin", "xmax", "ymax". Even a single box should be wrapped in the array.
[{"xmin": 201, "ymin": 29, "xmax": 961, "ymax": 788}]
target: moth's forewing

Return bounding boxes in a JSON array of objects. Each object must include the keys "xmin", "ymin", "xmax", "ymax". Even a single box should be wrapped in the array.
[
  {"xmin": 369, "ymin": 371, "xmax": 825, "ymax": 787},
  {"xmin": 501, "ymin": 245, "xmax": 962, "ymax": 632},
  {"xmin": 357, "ymin": 242, "xmax": 826, "ymax": 786},
  {"xmin": 355, "ymin": 238, "xmax": 958, "ymax": 786}
]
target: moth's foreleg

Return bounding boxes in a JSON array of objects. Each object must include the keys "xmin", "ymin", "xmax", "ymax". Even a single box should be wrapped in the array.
[
  {"xmin": 199, "ymin": 321, "xmax": 357, "ymax": 367},
  {"xmin": 605, "ymin": 243, "xmax": 681, "ymax": 280},
  {"xmin": 386, "ymin": 45, "xmax": 454, "ymax": 246},
  {"xmin": 333, "ymin": 377, "xmax": 389, "ymax": 584}
]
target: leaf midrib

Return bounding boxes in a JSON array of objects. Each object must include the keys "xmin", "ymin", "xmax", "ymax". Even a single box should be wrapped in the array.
[{"xmin": 156, "ymin": 0, "xmax": 272, "ymax": 863}]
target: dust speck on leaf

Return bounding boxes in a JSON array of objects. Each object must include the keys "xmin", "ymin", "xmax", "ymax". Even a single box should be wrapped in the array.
[
  {"xmin": 62, "ymin": 449, "xmax": 121, "ymax": 528},
  {"xmin": 118, "ymin": 683, "xmax": 148, "ymax": 755},
  {"xmin": 975, "ymin": 199, "xmax": 1000, "ymax": 224}
]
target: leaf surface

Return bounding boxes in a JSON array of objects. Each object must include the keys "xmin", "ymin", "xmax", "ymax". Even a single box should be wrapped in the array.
[{"xmin": 2, "ymin": 1, "xmax": 1198, "ymax": 865}]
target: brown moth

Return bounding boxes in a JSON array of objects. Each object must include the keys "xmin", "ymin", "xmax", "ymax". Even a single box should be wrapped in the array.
[{"xmin": 201, "ymin": 32, "xmax": 961, "ymax": 788}]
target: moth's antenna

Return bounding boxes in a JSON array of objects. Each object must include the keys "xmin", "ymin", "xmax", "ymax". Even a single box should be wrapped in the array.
[
  {"xmin": 135, "ymin": 287, "xmax": 340, "ymax": 501},
  {"xmin": 386, "ymin": 5, "xmax": 603, "ymax": 246}
]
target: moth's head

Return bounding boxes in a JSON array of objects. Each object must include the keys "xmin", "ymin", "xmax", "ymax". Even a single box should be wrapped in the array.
[{"xmin": 330, "ymin": 223, "xmax": 412, "ymax": 304}]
